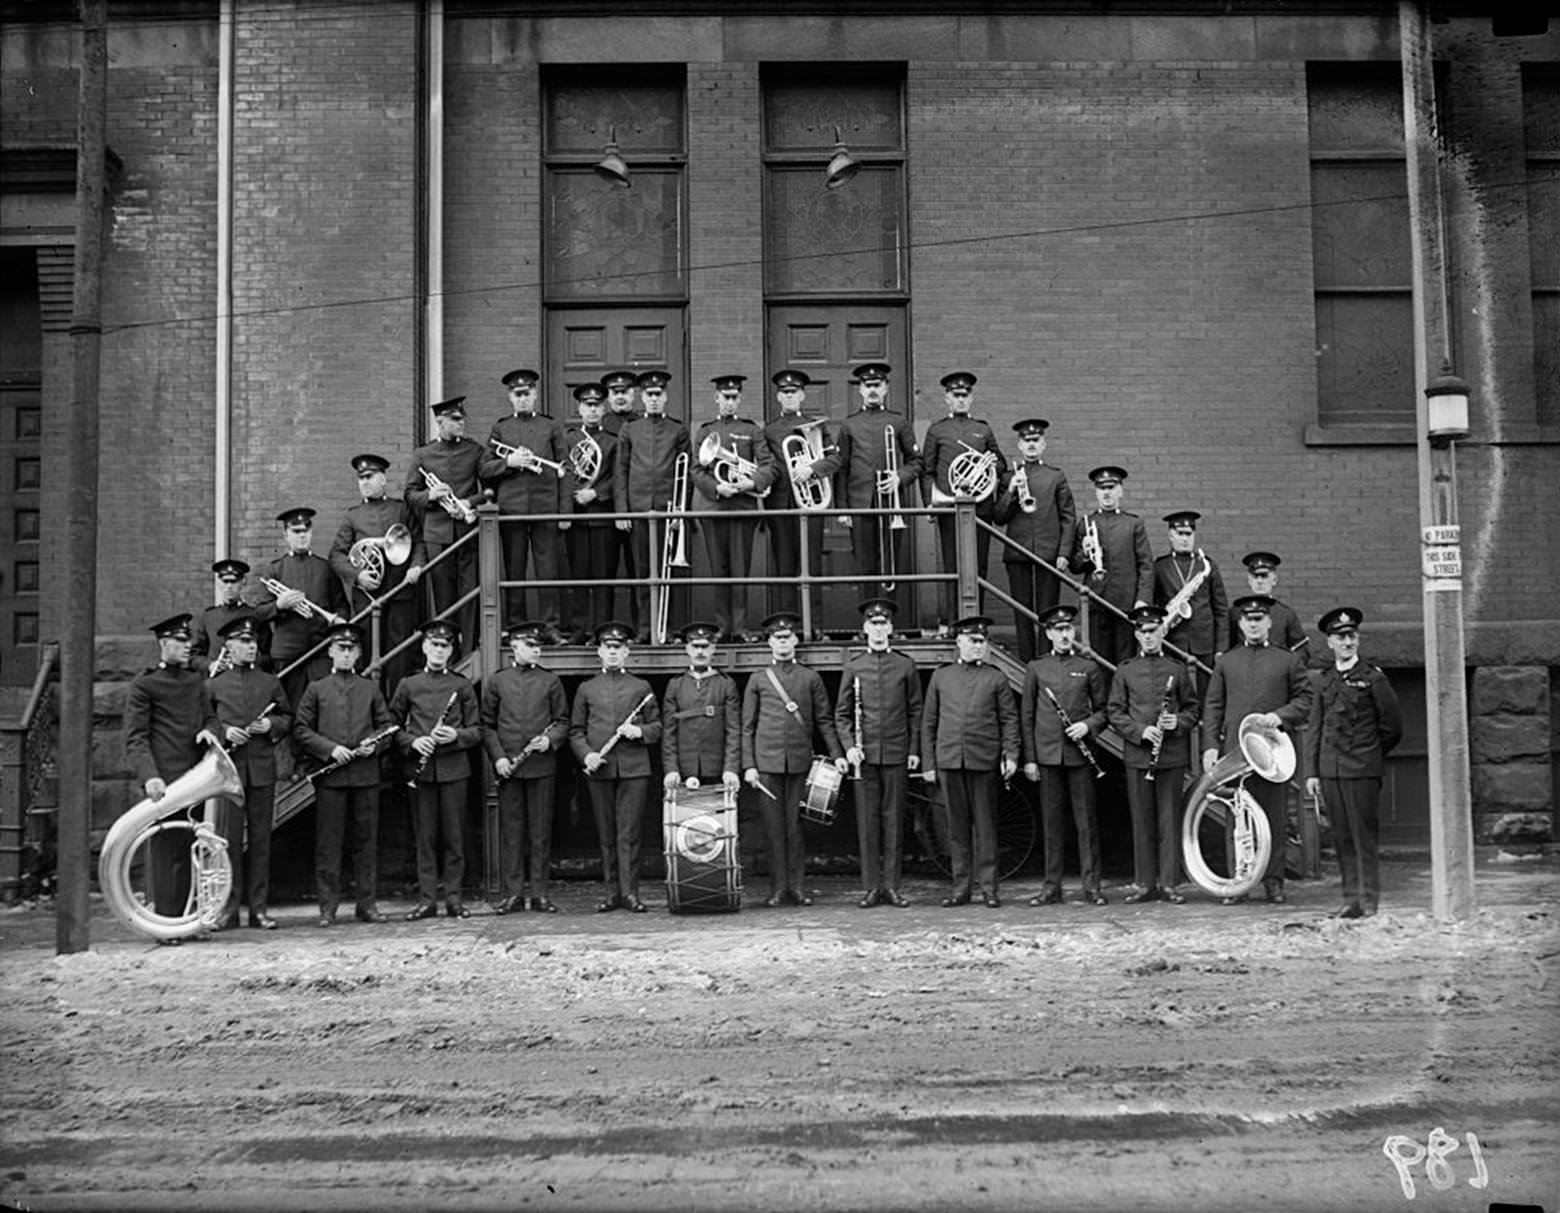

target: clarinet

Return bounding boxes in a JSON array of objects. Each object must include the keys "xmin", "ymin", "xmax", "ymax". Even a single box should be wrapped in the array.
[
  {"xmin": 850, "ymin": 675, "xmax": 863, "ymax": 781},
  {"xmin": 1144, "ymin": 675, "xmax": 1177, "ymax": 782},
  {"xmin": 408, "ymin": 690, "xmax": 460, "ymax": 787},
  {"xmin": 306, "ymin": 724, "xmax": 400, "ymax": 784},
  {"xmin": 1041, "ymin": 685, "xmax": 1106, "ymax": 780}
]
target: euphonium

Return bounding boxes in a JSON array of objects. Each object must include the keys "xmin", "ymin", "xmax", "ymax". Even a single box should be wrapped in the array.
[
  {"xmin": 946, "ymin": 440, "xmax": 1000, "ymax": 502},
  {"xmin": 1180, "ymin": 713, "xmax": 1295, "ymax": 900},
  {"xmin": 348, "ymin": 523, "xmax": 413, "ymax": 592},
  {"xmin": 98, "ymin": 746, "xmax": 244, "ymax": 941},
  {"xmin": 782, "ymin": 420, "xmax": 832, "ymax": 511}
]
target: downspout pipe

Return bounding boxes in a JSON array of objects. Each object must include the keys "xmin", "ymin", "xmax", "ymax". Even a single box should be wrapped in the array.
[{"xmin": 214, "ymin": 0, "xmax": 235, "ymax": 567}]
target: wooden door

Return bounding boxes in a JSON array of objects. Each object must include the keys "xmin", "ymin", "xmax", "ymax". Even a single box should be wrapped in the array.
[
  {"xmin": 547, "ymin": 306, "xmax": 688, "ymax": 421},
  {"xmin": 765, "ymin": 304, "xmax": 911, "ymax": 632}
]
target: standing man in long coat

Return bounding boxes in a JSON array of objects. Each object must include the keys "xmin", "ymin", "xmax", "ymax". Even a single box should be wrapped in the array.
[{"xmin": 993, "ymin": 418, "xmax": 1076, "ymax": 662}]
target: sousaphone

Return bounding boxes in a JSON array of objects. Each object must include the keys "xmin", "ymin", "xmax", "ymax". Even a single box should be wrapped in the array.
[{"xmin": 1180, "ymin": 713, "xmax": 1295, "ymax": 899}]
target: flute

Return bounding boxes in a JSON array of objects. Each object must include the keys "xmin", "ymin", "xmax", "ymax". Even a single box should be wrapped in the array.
[
  {"xmin": 1041, "ymin": 685, "xmax": 1106, "ymax": 780},
  {"xmin": 597, "ymin": 692, "xmax": 656, "ymax": 762}
]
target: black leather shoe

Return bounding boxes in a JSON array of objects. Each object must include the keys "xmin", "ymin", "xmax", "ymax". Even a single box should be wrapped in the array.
[
  {"xmin": 1082, "ymin": 890, "xmax": 1108, "ymax": 906},
  {"xmin": 940, "ymin": 894, "xmax": 971, "ymax": 907},
  {"xmin": 446, "ymin": 903, "xmax": 470, "ymax": 919},
  {"xmin": 318, "ymin": 915, "xmax": 335, "ymax": 928},
  {"xmin": 763, "ymin": 894, "xmax": 785, "ymax": 908},
  {"xmin": 355, "ymin": 909, "xmax": 389, "ymax": 924},
  {"xmin": 1220, "ymin": 894, "xmax": 1248, "ymax": 907},
  {"xmin": 1360, "ymin": 902, "xmax": 1379, "ymax": 918},
  {"xmin": 405, "ymin": 904, "xmax": 438, "ymax": 921},
  {"xmin": 981, "ymin": 892, "xmax": 1001, "ymax": 909},
  {"xmin": 1028, "ymin": 888, "xmax": 1063, "ymax": 907},
  {"xmin": 1123, "ymin": 887, "xmax": 1157, "ymax": 905},
  {"xmin": 885, "ymin": 890, "xmax": 910, "ymax": 908},
  {"xmin": 623, "ymin": 897, "xmax": 648, "ymax": 913},
  {"xmin": 1264, "ymin": 883, "xmax": 1286, "ymax": 904},
  {"xmin": 250, "ymin": 914, "xmax": 279, "ymax": 930},
  {"xmin": 794, "ymin": 894, "xmax": 814, "ymax": 907},
  {"xmin": 157, "ymin": 937, "xmax": 183, "ymax": 947},
  {"xmin": 493, "ymin": 897, "xmax": 519, "ymax": 915},
  {"xmin": 596, "ymin": 897, "xmax": 619, "ymax": 913},
  {"xmin": 1162, "ymin": 889, "xmax": 1186, "ymax": 905},
  {"xmin": 857, "ymin": 891, "xmax": 881, "ymax": 909},
  {"xmin": 1334, "ymin": 902, "xmax": 1364, "ymax": 919},
  {"xmin": 531, "ymin": 898, "xmax": 558, "ymax": 914}
]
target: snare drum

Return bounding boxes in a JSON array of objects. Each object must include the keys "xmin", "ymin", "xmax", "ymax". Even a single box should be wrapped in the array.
[
  {"xmin": 663, "ymin": 784, "xmax": 741, "ymax": 914},
  {"xmin": 800, "ymin": 756, "xmax": 843, "ymax": 826}
]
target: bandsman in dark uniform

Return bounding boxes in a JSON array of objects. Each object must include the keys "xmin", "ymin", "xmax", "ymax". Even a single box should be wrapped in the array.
[
  {"xmin": 1106, "ymin": 605, "xmax": 1200, "ymax": 905},
  {"xmin": 1229, "ymin": 551, "xmax": 1307, "ymax": 654},
  {"xmin": 760, "ymin": 368, "xmax": 831, "ymax": 628},
  {"xmin": 293, "ymin": 623, "xmax": 396, "ymax": 927},
  {"xmin": 123, "ymin": 613, "xmax": 221, "ymax": 936},
  {"xmin": 1305, "ymin": 607, "xmax": 1403, "ymax": 919},
  {"xmin": 570, "ymin": 621, "xmax": 662, "ymax": 913},
  {"xmin": 835, "ymin": 598, "xmax": 923, "ymax": 908},
  {"xmin": 481, "ymin": 368, "xmax": 569, "ymax": 628},
  {"xmin": 923, "ymin": 615, "xmax": 1019, "ymax": 908},
  {"xmin": 1071, "ymin": 465, "xmax": 1154, "ymax": 669},
  {"xmin": 993, "ymin": 419, "xmax": 1076, "ymax": 662},
  {"xmin": 661, "ymin": 621, "xmax": 741, "ymax": 799},
  {"xmin": 691, "ymin": 373, "xmax": 775, "ymax": 641},
  {"xmin": 252, "ymin": 506, "xmax": 347, "ymax": 708},
  {"xmin": 1203, "ymin": 594, "xmax": 1314, "ymax": 905},
  {"xmin": 193, "ymin": 559, "xmax": 265, "ymax": 675},
  {"xmin": 812, "ymin": 362, "xmax": 921, "ymax": 606},
  {"xmin": 204, "ymin": 616, "xmax": 291, "ymax": 929},
  {"xmin": 613, "ymin": 370, "xmax": 690, "ymax": 640},
  {"xmin": 919, "ymin": 371, "xmax": 1007, "ymax": 626},
  {"xmin": 405, "ymin": 396, "xmax": 484, "ymax": 646},
  {"xmin": 1152, "ymin": 510, "xmax": 1229, "ymax": 702},
  {"xmin": 392, "ymin": 620, "xmax": 482, "ymax": 920},
  {"xmin": 741, "ymin": 611, "xmax": 846, "ymax": 907},
  {"xmin": 601, "ymin": 368, "xmax": 640, "ymax": 437},
  {"xmin": 482, "ymin": 620, "xmax": 570, "ymax": 915},
  {"xmin": 1022, "ymin": 605, "xmax": 1110, "ymax": 907},
  {"xmin": 561, "ymin": 382, "xmax": 618, "ymax": 637},
  {"xmin": 328, "ymin": 453, "xmax": 426, "ymax": 691}
]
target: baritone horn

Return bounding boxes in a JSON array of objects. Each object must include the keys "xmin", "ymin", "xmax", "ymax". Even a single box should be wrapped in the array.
[
  {"xmin": 98, "ymin": 745, "xmax": 243, "ymax": 942},
  {"xmin": 781, "ymin": 420, "xmax": 832, "ymax": 511},
  {"xmin": 348, "ymin": 523, "xmax": 413, "ymax": 591}
]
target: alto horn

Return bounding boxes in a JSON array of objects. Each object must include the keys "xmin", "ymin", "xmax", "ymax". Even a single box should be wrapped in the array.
[
  {"xmin": 349, "ymin": 523, "xmax": 413, "ymax": 592},
  {"xmin": 1180, "ymin": 713, "xmax": 1294, "ymax": 900},
  {"xmin": 696, "ymin": 432, "xmax": 769, "ymax": 499},
  {"xmin": 782, "ymin": 422, "xmax": 832, "ymax": 512},
  {"xmin": 98, "ymin": 746, "xmax": 244, "ymax": 942}
]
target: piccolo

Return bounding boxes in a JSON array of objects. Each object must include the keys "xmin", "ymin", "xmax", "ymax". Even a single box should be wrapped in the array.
[{"xmin": 1042, "ymin": 685, "xmax": 1106, "ymax": 780}]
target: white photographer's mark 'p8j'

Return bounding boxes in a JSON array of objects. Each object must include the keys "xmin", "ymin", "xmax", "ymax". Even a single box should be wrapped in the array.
[{"xmin": 1382, "ymin": 1128, "xmax": 1488, "ymax": 1199}]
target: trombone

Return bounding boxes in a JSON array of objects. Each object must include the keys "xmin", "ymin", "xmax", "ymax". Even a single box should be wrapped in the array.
[
  {"xmin": 493, "ymin": 439, "xmax": 566, "ymax": 478},
  {"xmin": 653, "ymin": 452, "xmax": 691, "ymax": 644},
  {"xmin": 260, "ymin": 577, "xmax": 345, "ymax": 626},
  {"xmin": 880, "ymin": 424, "xmax": 907, "ymax": 589}
]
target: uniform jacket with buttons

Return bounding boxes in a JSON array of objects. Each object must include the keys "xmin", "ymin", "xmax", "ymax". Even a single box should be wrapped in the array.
[
  {"xmin": 404, "ymin": 436, "xmax": 484, "ymax": 545},
  {"xmin": 741, "ymin": 661, "xmax": 842, "ymax": 774},
  {"xmin": 835, "ymin": 647, "xmax": 923, "ymax": 767},
  {"xmin": 205, "ymin": 664, "xmax": 292, "ymax": 785},
  {"xmin": 690, "ymin": 416, "xmax": 775, "ymax": 511},
  {"xmin": 480, "ymin": 662, "xmax": 569, "ymax": 779},
  {"xmin": 662, "ymin": 669, "xmax": 741, "ymax": 780},
  {"xmin": 613, "ymin": 414, "xmax": 691, "ymax": 514},
  {"xmin": 919, "ymin": 415, "xmax": 1007, "ymax": 517},
  {"xmin": 812, "ymin": 406, "xmax": 921, "ymax": 513},
  {"xmin": 1305, "ymin": 661, "xmax": 1404, "ymax": 780},
  {"xmin": 923, "ymin": 660, "xmax": 1019, "ymax": 773},
  {"xmin": 293, "ymin": 670, "xmax": 394, "ymax": 789},
  {"xmin": 561, "ymin": 423, "xmax": 618, "ymax": 525},
  {"xmin": 250, "ymin": 551, "xmax": 347, "ymax": 666},
  {"xmin": 124, "ymin": 663, "xmax": 219, "ymax": 786},
  {"xmin": 328, "ymin": 496, "xmax": 427, "ymax": 613},
  {"xmin": 1072, "ymin": 510, "xmax": 1155, "ymax": 612},
  {"xmin": 1153, "ymin": 551, "xmax": 1230, "ymax": 660},
  {"xmin": 1020, "ymin": 651, "xmax": 1109, "ymax": 768},
  {"xmin": 480, "ymin": 412, "xmax": 570, "ymax": 515},
  {"xmin": 390, "ymin": 668, "xmax": 481, "ymax": 785},
  {"xmin": 993, "ymin": 461, "xmax": 1076, "ymax": 565},
  {"xmin": 570, "ymin": 669, "xmax": 662, "ymax": 779},
  {"xmin": 1203, "ymin": 643, "xmax": 1313, "ymax": 756},
  {"xmin": 1106, "ymin": 652, "xmax": 1200, "ymax": 771}
]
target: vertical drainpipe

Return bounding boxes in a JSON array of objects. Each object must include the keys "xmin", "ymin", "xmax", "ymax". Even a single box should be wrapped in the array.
[
  {"xmin": 214, "ymin": 0, "xmax": 235, "ymax": 566},
  {"xmin": 425, "ymin": 0, "xmax": 444, "ymax": 412}
]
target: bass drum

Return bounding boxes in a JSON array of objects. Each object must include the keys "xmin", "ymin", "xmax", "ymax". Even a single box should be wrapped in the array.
[{"xmin": 663, "ymin": 784, "xmax": 742, "ymax": 914}]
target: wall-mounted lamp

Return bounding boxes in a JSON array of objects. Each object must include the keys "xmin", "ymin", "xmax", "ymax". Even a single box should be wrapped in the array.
[
  {"xmin": 824, "ymin": 125, "xmax": 859, "ymax": 190},
  {"xmin": 1425, "ymin": 361, "xmax": 1470, "ymax": 446},
  {"xmin": 595, "ymin": 125, "xmax": 631, "ymax": 188}
]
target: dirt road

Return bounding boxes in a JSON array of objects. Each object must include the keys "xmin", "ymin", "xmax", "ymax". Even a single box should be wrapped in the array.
[{"xmin": 3, "ymin": 856, "xmax": 1557, "ymax": 1212}]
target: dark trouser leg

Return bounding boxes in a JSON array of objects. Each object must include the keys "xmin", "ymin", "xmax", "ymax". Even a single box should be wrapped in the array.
[
  {"xmin": 968, "ymin": 769, "xmax": 999, "ymax": 895},
  {"xmin": 942, "ymin": 771, "xmax": 974, "ymax": 899},
  {"xmin": 1124, "ymin": 767, "xmax": 1156, "ymax": 888},
  {"xmin": 527, "ymin": 774, "xmax": 556, "ymax": 899},
  {"xmin": 436, "ymin": 779, "xmax": 468, "ymax": 905},
  {"xmin": 568, "ymin": 524, "xmax": 616, "ymax": 628},
  {"xmin": 702, "ymin": 517, "xmax": 736, "ymax": 639},
  {"xmin": 498, "ymin": 777, "xmax": 526, "ymax": 897},
  {"xmin": 854, "ymin": 767, "xmax": 883, "ymax": 893},
  {"xmin": 879, "ymin": 763, "xmax": 906, "ymax": 892},
  {"xmin": 354, "ymin": 582, "xmax": 418, "ymax": 694},
  {"xmin": 529, "ymin": 521, "xmax": 562, "ymax": 626},
  {"xmin": 849, "ymin": 516, "xmax": 907, "ymax": 609},
  {"xmin": 1038, "ymin": 765, "xmax": 1069, "ymax": 892},
  {"xmin": 1155, "ymin": 766, "xmax": 1186, "ymax": 890},
  {"xmin": 935, "ymin": 512, "xmax": 958, "ymax": 623},
  {"xmin": 758, "ymin": 770, "xmax": 806, "ymax": 896},
  {"xmin": 769, "ymin": 511, "xmax": 824, "ymax": 623},
  {"xmin": 314, "ymin": 787, "xmax": 347, "ymax": 916},
  {"xmin": 245, "ymin": 781, "xmax": 276, "ymax": 918},
  {"xmin": 1006, "ymin": 563, "xmax": 1038, "ymax": 662},
  {"xmin": 412, "ymin": 783, "xmax": 441, "ymax": 906},
  {"xmin": 1249, "ymin": 777, "xmax": 1287, "ymax": 884},
  {"xmin": 217, "ymin": 795, "xmax": 244, "ymax": 924},
  {"xmin": 148, "ymin": 825, "xmax": 191, "ymax": 919},
  {"xmin": 613, "ymin": 776, "xmax": 648, "ymax": 901},
  {"xmin": 502, "ymin": 521, "xmax": 533, "ymax": 625},
  {"xmin": 587, "ymin": 777, "xmax": 619, "ymax": 898},
  {"xmin": 427, "ymin": 533, "xmax": 478, "ymax": 645},
  {"xmin": 1067, "ymin": 764, "xmax": 1100, "ymax": 892},
  {"xmin": 633, "ymin": 520, "xmax": 687, "ymax": 641},
  {"xmin": 351, "ymin": 785, "xmax": 381, "ymax": 913}
]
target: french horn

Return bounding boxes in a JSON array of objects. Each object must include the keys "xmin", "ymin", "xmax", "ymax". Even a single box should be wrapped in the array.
[
  {"xmin": 1180, "ymin": 713, "xmax": 1294, "ymax": 900},
  {"xmin": 98, "ymin": 746, "xmax": 244, "ymax": 941},
  {"xmin": 946, "ymin": 440, "xmax": 999, "ymax": 502},
  {"xmin": 348, "ymin": 523, "xmax": 413, "ymax": 592}
]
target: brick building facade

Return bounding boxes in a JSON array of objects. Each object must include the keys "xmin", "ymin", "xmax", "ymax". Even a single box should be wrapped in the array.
[{"xmin": 2, "ymin": 2, "xmax": 1556, "ymax": 855}]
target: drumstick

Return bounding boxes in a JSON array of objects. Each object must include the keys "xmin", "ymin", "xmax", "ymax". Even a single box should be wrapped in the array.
[{"xmin": 752, "ymin": 777, "xmax": 777, "ymax": 800}]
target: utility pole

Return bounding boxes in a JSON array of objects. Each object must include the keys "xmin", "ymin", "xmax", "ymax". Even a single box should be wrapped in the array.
[
  {"xmin": 1399, "ymin": 1, "xmax": 1476, "ymax": 921},
  {"xmin": 57, "ymin": 0, "xmax": 108, "ymax": 953}
]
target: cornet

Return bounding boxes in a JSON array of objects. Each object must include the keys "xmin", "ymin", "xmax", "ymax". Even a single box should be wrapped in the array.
[
  {"xmin": 781, "ymin": 420, "xmax": 832, "ymax": 512},
  {"xmin": 1081, "ymin": 515, "xmax": 1106, "ymax": 580},
  {"xmin": 493, "ymin": 439, "xmax": 566, "ymax": 478},
  {"xmin": 696, "ymin": 432, "xmax": 770, "ymax": 499},
  {"xmin": 1012, "ymin": 463, "xmax": 1037, "ymax": 514},
  {"xmin": 419, "ymin": 466, "xmax": 477, "ymax": 524},
  {"xmin": 260, "ymin": 577, "xmax": 345, "ymax": 626},
  {"xmin": 348, "ymin": 523, "xmax": 413, "ymax": 591}
]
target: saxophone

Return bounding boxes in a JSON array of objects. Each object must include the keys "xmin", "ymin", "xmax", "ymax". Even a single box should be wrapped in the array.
[{"xmin": 1163, "ymin": 550, "xmax": 1212, "ymax": 623}]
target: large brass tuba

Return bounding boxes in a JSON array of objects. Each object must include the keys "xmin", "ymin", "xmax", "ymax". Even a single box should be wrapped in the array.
[
  {"xmin": 348, "ymin": 523, "xmax": 413, "ymax": 592},
  {"xmin": 1180, "ymin": 713, "xmax": 1295, "ymax": 899},
  {"xmin": 98, "ymin": 746, "xmax": 244, "ymax": 941}
]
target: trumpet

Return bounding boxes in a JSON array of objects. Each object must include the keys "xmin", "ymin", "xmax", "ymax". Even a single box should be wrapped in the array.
[
  {"xmin": 1080, "ymin": 514, "xmax": 1106, "ymax": 580},
  {"xmin": 493, "ymin": 439, "xmax": 566, "ymax": 478},
  {"xmin": 1012, "ymin": 463, "xmax": 1037, "ymax": 514},
  {"xmin": 348, "ymin": 523, "xmax": 413, "ymax": 591},
  {"xmin": 696, "ymin": 432, "xmax": 770, "ymax": 499},
  {"xmin": 260, "ymin": 577, "xmax": 345, "ymax": 626},
  {"xmin": 568, "ymin": 430, "xmax": 603, "ymax": 487},
  {"xmin": 420, "ymin": 466, "xmax": 477, "ymax": 524},
  {"xmin": 654, "ymin": 452, "xmax": 691, "ymax": 644},
  {"xmin": 946, "ymin": 440, "xmax": 1000, "ymax": 502},
  {"xmin": 781, "ymin": 420, "xmax": 832, "ymax": 511}
]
